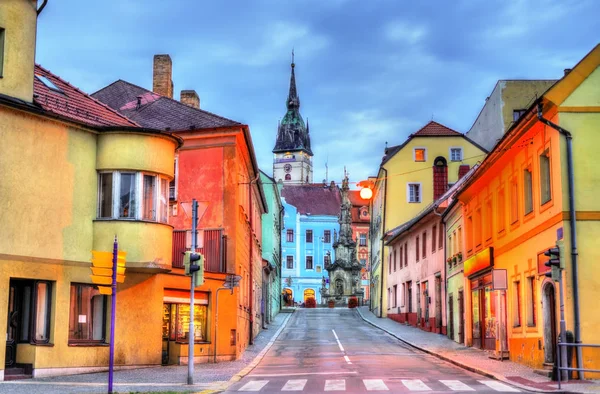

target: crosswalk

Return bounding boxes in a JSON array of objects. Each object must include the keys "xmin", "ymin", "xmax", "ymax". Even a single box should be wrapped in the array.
[{"xmin": 236, "ymin": 378, "xmax": 520, "ymax": 392}]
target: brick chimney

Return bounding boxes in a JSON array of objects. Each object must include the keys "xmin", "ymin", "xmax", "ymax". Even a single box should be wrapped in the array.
[
  {"xmin": 180, "ymin": 90, "xmax": 200, "ymax": 109},
  {"xmin": 153, "ymin": 54, "xmax": 173, "ymax": 98},
  {"xmin": 458, "ymin": 165, "xmax": 471, "ymax": 180},
  {"xmin": 433, "ymin": 157, "xmax": 448, "ymax": 200}
]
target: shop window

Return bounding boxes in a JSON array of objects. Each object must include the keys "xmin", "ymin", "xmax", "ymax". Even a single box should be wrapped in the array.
[
  {"xmin": 286, "ymin": 229, "xmax": 294, "ymax": 243},
  {"xmin": 69, "ymin": 283, "xmax": 107, "ymax": 344},
  {"xmin": 526, "ymin": 277, "xmax": 536, "ymax": 327},
  {"xmin": 524, "ymin": 168, "xmax": 533, "ymax": 214},
  {"xmin": 306, "ymin": 230, "xmax": 313, "ymax": 243},
  {"xmin": 512, "ymin": 281, "xmax": 521, "ymax": 328},
  {"xmin": 162, "ymin": 303, "xmax": 208, "ymax": 343},
  {"xmin": 540, "ymin": 150, "xmax": 552, "ymax": 205}
]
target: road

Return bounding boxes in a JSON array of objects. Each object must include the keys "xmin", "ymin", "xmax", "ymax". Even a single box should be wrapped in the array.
[{"xmin": 225, "ymin": 308, "xmax": 524, "ymax": 393}]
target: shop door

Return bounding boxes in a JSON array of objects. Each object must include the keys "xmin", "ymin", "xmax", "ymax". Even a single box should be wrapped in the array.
[
  {"xmin": 472, "ymin": 289, "xmax": 481, "ymax": 348},
  {"xmin": 483, "ymin": 286, "xmax": 497, "ymax": 350},
  {"xmin": 5, "ymin": 282, "xmax": 18, "ymax": 368}
]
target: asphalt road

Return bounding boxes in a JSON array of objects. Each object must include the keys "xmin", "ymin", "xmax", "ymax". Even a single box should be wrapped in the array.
[{"xmin": 225, "ymin": 308, "xmax": 525, "ymax": 393}]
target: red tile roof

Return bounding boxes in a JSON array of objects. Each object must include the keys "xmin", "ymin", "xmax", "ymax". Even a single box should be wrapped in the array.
[
  {"xmin": 281, "ymin": 184, "xmax": 341, "ymax": 216},
  {"xmin": 33, "ymin": 65, "xmax": 138, "ymax": 128},
  {"xmin": 412, "ymin": 121, "xmax": 462, "ymax": 137}
]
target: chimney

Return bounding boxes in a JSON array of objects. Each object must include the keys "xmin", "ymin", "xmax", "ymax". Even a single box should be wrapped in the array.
[
  {"xmin": 180, "ymin": 90, "xmax": 200, "ymax": 109},
  {"xmin": 153, "ymin": 54, "xmax": 173, "ymax": 98},
  {"xmin": 458, "ymin": 165, "xmax": 470, "ymax": 180},
  {"xmin": 564, "ymin": 68, "xmax": 572, "ymax": 76}
]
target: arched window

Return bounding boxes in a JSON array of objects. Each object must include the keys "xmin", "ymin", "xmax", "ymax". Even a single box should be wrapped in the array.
[{"xmin": 285, "ymin": 174, "xmax": 291, "ymax": 181}]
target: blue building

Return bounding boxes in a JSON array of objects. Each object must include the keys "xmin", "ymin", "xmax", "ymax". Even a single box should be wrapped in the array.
[{"xmin": 280, "ymin": 184, "xmax": 341, "ymax": 304}]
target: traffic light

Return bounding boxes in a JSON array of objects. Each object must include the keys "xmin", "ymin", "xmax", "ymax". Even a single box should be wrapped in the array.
[
  {"xmin": 90, "ymin": 250, "xmax": 127, "ymax": 295},
  {"xmin": 183, "ymin": 251, "xmax": 204, "ymax": 287},
  {"xmin": 544, "ymin": 240, "xmax": 564, "ymax": 281}
]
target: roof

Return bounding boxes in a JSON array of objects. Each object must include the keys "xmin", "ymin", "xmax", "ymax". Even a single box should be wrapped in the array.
[
  {"xmin": 384, "ymin": 164, "xmax": 479, "ymax": 245},
  {"xmin": 92, "ymin": 79, "xmax": 241, "ymax": 131},
  {"xmin": 381, "ymin": 121, "xmax": 487, "ymax": 165},
  {"xmin": 281, "ymin": 184, "xmax": 341, "ymax": 216},
  {"xmin": 33, "ymin": 65, "xmax": 138, "ymax": 127}
]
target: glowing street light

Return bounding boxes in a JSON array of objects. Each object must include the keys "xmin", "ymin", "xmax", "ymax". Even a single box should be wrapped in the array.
[{"xmin": 357, "ymin": 180, "xmax": 374, "ymax": 200}]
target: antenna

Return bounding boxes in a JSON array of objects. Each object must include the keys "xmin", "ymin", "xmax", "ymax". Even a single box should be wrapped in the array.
[{"xmin": 325, "ymin": 155, "xmax": 329, "ymax": 183}]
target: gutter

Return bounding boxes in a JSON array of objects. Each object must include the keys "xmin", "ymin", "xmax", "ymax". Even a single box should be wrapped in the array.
[
  {"xmin": 248, "ymin": 172, "xmax": 260, "ymax": 345},
  {"xmin": 379, "ymin": 168, "xmax": 388, "ymax": 318},
  {"xmin": 37, "ymin": 0, "xmax": 48, "ymax": 15},
  {"xmin": 536, "ymin": 102, "xmax": 582, "ymax": 378}
]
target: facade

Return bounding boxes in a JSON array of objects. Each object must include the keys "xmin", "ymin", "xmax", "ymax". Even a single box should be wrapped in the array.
[
  {"xmin": 273, "ymin": 58, "xmax": 313, "ymax": 185},
  {"xmin": 322, "ymin": 176, "xmax": 365, "ymax": 306},
  {"xmin": 280, "ymin": 184, "xmax": 341, "ymax": 304},
  {"xmin": 456, "ymin": 44, "xmax": 600, "ymax": 374},
  {"xmin": 466, "ymin": 80, "xmax": 557, "ymax": 151},
  {"xmin": 349, "ymin": 190, "xmax": 371, "ymax": 300},
  {"xmin": 260, "ymin": 171, "xmax": 283, "ymax": 323},
  {"xmin": 0, "ymin": 1, "xmax": 180, "ymax": 379},
  {"xmin": 94, "ymin": 55, "xmax": 267, "ymax": 364},
  {"xmin": 370, "ymin": 121, "xmax": 487, "ymax": 317}
]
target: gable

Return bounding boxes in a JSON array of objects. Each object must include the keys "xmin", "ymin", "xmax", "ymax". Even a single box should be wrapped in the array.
[{"xmin": 561, "ymin": 66, "xmax": 600, "ymax": 108}]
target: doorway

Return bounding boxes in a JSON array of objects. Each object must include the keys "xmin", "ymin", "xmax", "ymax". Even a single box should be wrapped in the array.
[
  {"xmin": 448, "ymin": 294, "xmax": 454, "ymax": 340},
  {"xmin": 542, "ymin": 282, "xmax": 557, "ymax": 364},
  {"xmin": 435, "ymin": 276, "xmax": 442, "ymax": 332},
  {"xmin": 470, "ymin": 273, "xmax": 496, "ymax": 350},
  {"xmin": 458, "ymin": 290, "xmax": 465, "ymax": 344},
  {"xmin": 303, "ymin": 289, "xmax": 315, "ymax": 302}
]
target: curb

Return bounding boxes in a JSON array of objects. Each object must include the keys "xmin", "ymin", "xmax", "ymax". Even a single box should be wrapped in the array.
[
  {"xmin": 197, "ymin": 312, "xmax": 293, "ymax": 394},
  {"xmin": 355, "ymin": 308, "xmax": 566, "ymax": 394}
]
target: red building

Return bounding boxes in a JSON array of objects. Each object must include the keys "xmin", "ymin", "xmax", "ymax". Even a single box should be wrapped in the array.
[{"xmin": 349, "ymin": 190, "xmax": 370, "ymax": 300}]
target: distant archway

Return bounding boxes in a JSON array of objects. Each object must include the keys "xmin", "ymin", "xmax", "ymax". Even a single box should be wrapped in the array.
[
  {"xmin": 282, "ymin": 288, "xmax": 293, "ymax": 306},
  {"xmin": 304, "ymin": 288, "xmax": 315, "ymax": 302}
]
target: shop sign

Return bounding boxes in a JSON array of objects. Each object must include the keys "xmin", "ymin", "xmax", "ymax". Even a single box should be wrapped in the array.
[
  {"xmin": 464, "ymin": 247, "xmax": 494, "ymax": 277},
  {"xmin": 492, "ymin": 269, "xmax": 507, "ymax": 290}
]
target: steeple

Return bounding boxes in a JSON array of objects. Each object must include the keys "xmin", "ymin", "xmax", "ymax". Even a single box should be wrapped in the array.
[{"xmin": 273, "ymin": 53, "xmax": 313, "ymax": 156}]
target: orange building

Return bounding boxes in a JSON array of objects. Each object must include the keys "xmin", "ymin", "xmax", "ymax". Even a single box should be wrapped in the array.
[
  {"xmin": 456, "ymin": 45, "xmax": 600, "ymax": 376},
  {"xmin": 349, "ymin": 191, "xmax": 371, "ymax": 300},
  {"xmin": 94, "ymin": 55, "xmax": 267, "ymax": 364}
]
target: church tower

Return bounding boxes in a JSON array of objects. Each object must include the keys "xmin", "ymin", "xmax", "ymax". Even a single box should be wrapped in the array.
[{"xmin": 273, "ymin": 54, "xmax": 313, "ymax": 185}]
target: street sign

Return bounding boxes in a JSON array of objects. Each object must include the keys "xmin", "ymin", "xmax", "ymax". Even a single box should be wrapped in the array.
[{"xmin": 224, "ymin": 274, "xmax": 242, "ymax": 288}]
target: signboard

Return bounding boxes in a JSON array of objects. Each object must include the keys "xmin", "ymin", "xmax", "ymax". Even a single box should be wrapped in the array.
[
  {"xmin": 492, "ymin": 269, "xmax": 508, "ymax": 290},
  {"xmin": 464, "ymin": 247, "xmax": 494, "ymax": 277}
]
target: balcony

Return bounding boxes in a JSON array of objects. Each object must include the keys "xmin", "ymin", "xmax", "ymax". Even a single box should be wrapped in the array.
[{"xmin": 172, "ymin": 229, "xmax": 227, "ymax": 273}]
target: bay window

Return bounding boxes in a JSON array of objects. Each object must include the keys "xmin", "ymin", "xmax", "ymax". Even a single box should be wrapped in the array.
[{"xmin": 98, "ymin": 171, "xmax": 170, "ymax": 223}]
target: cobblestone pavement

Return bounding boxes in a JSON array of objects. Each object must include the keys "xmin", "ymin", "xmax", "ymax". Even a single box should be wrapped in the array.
[
  {"xmin": 0, "ymin": 312, "xmax": 292, "ymax": 394},
  {"xmin": 357, "ymin": 306, "xmax": 600, "ymax": 394}
]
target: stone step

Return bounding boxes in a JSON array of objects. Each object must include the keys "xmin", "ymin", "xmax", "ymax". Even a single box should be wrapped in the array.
[
  {"xmin": 533, "ymin": 368, "xmax": 552, "ymax": 378},
  {"xmin": 4, "ymin": 367, "xmax": 24, "ymax": 375},
  {"xmin": 4, "ymin": 374, "xmax": 32, "ymax": 381}
]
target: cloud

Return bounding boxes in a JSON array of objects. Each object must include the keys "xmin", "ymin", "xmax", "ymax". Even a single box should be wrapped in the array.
[{"xmin": 384, "ymin": 21, "xmax": 428, "ymax": 44}]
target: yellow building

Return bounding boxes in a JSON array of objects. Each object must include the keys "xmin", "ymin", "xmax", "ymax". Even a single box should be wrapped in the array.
[
  {"xmin": 0, "ymin": 0, "xmax": 181, "ymax": 379},
  {"xmin": 457, "ymin": 44, "xmax": 600, "ymax": 377},
  {"xmin": 370, "ymin": 121, "xmax": 486, "ymax": 317}
]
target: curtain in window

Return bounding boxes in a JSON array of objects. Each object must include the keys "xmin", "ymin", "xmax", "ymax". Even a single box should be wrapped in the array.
[
  {"xmin": 160, "ymin": 178, "xmax": 168, "ymax": 223},
  {"xmin": 119, "ymin": 173, "xmax": 136, "ymax": 218},
  {"xmin": 99, "ymin": 173, "xmax": 113, "ymax": 218}
]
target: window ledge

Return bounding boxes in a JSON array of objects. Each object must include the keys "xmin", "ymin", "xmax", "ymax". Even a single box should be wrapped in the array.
[
  {"xmin": 29, "ymin": 342, "xmax": 54, "ymax": 347},
  {"xmin": 93, "ymin": 218, "xmax": 174, "ymax": 229},
  {"xmin": 175, "ymin": 341, "xmax": 211, "ymax": 345},
  {"xmin": 68, "ymin": 342, "xmax": 109, "ymax": 347}
]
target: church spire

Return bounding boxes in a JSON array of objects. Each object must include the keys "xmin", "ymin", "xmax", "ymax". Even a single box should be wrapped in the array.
[{"xmin": 287, "ymin": 50, "xmax": 300, "ymax": 110}]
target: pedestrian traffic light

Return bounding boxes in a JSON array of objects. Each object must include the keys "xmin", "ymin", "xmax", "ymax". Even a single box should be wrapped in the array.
[
  {"xmin": 544, "ymin": 240, "xmax": 564, "ymax": 281},
  {"xmin": 183, "ymin": 251, "xmax": 204, "ymax": 287}
]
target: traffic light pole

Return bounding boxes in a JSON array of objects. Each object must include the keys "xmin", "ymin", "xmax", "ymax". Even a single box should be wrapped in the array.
[{"xmin": 188, "ymin": 199, "xmax": 198, "ymax": 385}]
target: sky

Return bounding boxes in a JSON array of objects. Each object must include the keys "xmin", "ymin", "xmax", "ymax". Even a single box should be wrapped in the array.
[{"xmin": 36, "ymin": 0, "xmax": 600, "ymax": 186}]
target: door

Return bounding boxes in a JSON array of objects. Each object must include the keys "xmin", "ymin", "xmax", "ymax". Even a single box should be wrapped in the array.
[
  {"xmin": 471, "ymin": 288, "xmax": 481, "ymax": 348},
  {"xmin": 458, "ymin": 290, "xmax": 465, "ymax": 344},
  {"xmin": 407, "ymin": 282, "xmax": 412, "ymax": 314},
  {"xmin": 5, "ymin": 283, "xmax": 18, "ymax": 368},
  {"xmin": 542, "ymin": 283, "xmax": 557, "ymax": 364},
  {"xmin": 448, "ymin": 294, "xmax": 454, "ymax": 340},
  {"xmin": 416, "ymin": 284, "xmax": 421, "ymax": 326},
  {"xmin": 435, "ymin": 276, "xmax": 442, "ymax": 332}
]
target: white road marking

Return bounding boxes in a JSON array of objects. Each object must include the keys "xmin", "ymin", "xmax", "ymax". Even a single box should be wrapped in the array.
[
  {"xmin": 363, "ymin": 379, "xmax": 389, "ymax": 391},
  {"xmin": 238, "ymin": 380, "xmax": 269, "ymax": 391},
  {"xmin": 401, "ymin": 379, "xmax": 431, "ymax": 391},
  {"xmin": 439, "ymin": 380, "xmax": 475, "ymax": 391},
  {"xmin": 282, "ymin": 379, "xmax": 307, "ymax": 391},
  {"xmin": 344, "ymin": 355, "xmax": 352, "ymax": 364},
  {"xmin": 325, "ymin": 379, "xmax": 346, "ymax": 391},
  {"xmin": 479, "ymin": 380, "xmax": 521, "ymax": 392},
  {"xmin": 332, "ymin": 329, "xmax": 339, "ymax": 340},
  {"xmin": 249, "ymin": 371, "xmax": 357, "ymax": 377}
]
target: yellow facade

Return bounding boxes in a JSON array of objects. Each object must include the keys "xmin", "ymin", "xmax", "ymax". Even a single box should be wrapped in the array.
[
  {"xmin": 458, "ymin": 45, "xmax": 600, "ymax": 376},
  {"xmin": 0, "ymin": 0, "xmax": 37, "ymax": 102}
]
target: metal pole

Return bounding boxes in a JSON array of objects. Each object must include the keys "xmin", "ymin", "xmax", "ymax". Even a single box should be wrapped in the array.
[
  {"xmin": 188, "ymin": 199, "xmax": 198, "ymax": 385},
  {"xmin": 559, "ymin": 270, "xmax": 568, "ymax": 382},
  {"xmin": 108, "ymin": 235, "xmax": 118, "ymax": 394}
]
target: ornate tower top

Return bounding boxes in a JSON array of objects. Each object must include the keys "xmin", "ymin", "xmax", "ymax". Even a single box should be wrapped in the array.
[{"xmin": 273, "ymin": 53, "xmax": 313, "ymax": 156}]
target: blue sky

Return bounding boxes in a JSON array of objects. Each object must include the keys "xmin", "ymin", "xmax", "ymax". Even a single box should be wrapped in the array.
[{"xmin": 36, "ymin": 0, "xmax": 599, "ymax": 185}]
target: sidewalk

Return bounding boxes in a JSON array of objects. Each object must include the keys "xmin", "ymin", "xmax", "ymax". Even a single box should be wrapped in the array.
[
  {"xmin": 357, "ymin": 306, "xmax": 599, "ymax": 394},
  {"xmin": 0, "ymin": 312, "xmax": 292, "ymax": 394}
]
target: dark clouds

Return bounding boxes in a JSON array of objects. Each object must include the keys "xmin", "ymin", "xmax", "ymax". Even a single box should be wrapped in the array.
[{"xmin": 36, "ymin": 0, "xmax": 599, "ymax": 185}]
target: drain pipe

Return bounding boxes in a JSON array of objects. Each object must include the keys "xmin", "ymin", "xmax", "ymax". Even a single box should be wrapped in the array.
[
  {"xmin": 537, "ymin": 103, "xmax": 582, "ymax": 378},
  {"xmin": 379, "ymin": 168, "xmax": 388, "ymax": 318}
]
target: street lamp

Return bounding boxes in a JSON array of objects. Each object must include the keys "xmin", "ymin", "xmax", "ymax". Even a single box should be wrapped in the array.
[{"xmin": 357, "ymin": 180, "xmax": 374, "ymax": 200}]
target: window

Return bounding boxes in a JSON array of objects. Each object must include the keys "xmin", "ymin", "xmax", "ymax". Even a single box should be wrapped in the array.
[
  {"xmin": 540, "ymin": 150, "xmax": 552, "ymax": 205},
  {"xmin": 306, "ymin": 230, "xmax": 313, "ymax": 243},
  {"xmin": 510, "ymin": 180, "xmax": 519, "ymax": 224},
  {"xmin": 432, "ymin": 225, "xmax": 437, "ymax": 251},
  {"xmin": 498, "ymin": 188, "xmax": 506, "ymax": 233},
  {"xmin": 324, "ymin": 230, "xmax": 331, "ymax": 243},
  {"xmin": 324, "ymin": 254, "xmax": 330, "ymax": 266},
  {"xmin": 389, "ymin": 253, "xmax": 392, "ymax": 274},
  {"xmin": 422, "ymin": 232, "xmax": 427, "ymax": 258},
  {"xmin": 526, "ymin": 276, "xmax": 536, "ymax": 327},
  {"xmin": 286, "ymin": 229, "xmax": 294, "ymax": 243},
  {"xmin": 404, "ymin": 243, "xmax": 408, "ymax": 267},
  {"xmin": 466, "ymin": 216, "xmax": 473, "ymax": 252},
  {"xmin": 393, "ymin": 249, "xmax": 397, "ymax": 272},
  {"xmin": 97, "ymin": 171, "xmax": 169, "ymax": 223},
  {"xmin": 359, "ymin": 233, "xmax": 367, "ymax": 246},
  {"xmin": 169, "ymin": 156, "xmax": 178, "ymax": 201},
  {"xmin": 474, "ymin": 208, "xmax": 482, "ymax": 247},
  {"xmin": 12, "ymin": 281, "xmax": 52, "ymax": 344},
  {"xmin": 33, "ymin": 282, "xmax": 52, "ymax": 343},
  {"xmin": 450, "ymin": 148, "xmax": 463, "ymax": 161},
  {"xmin": 285, "ymin": 174, "xmax": 291, "ymax": 181},
  {"xmin": 438, "ymin": 225, "xmax": 443, "ymax": 250},
  {"xmin": 306, "ymin": 256, "xmax": 313, "ymax": 270},
  {"xmin": 524, "ymin": 168, "xmax": 533, "ymax": 214},
  {"xmin": 416, "ymin": 236, "xmax": 420, "ymax": 261},
  {"xmin": 513, "ymin": 281, "xmax": 521, "ymax": 328},
  {"xmin": 35, "ymin": 74, "xmax": 64, "ymax": 94},
  {"xmin": 69, "ymin": 284, "xmax": 107, "ymax": 343},
  {"xmin": 393, "ymin": 285, "xmax": 398, "ymax": 308},
  {"xmin": 457, "ymin": 227, "xmax": 462, "ymax": 255},
  {"xmin": 163, "ymin": 303, "xmax": 208, "ymax": 343},
  {"xmin": 0, "ymin": 28, "xmax": 5, "ymax": 77},
  {"xmin": 399, "ymin": 245, "xmax": 403, "ymax": 268},
  {"xmin": 513, "ymin": 109, "xmax": 527, "ymax": 122},
  {"xmin": 408, "ymin": 183, "xmax": 421, "ymax": 203},
  {"xmin": 485, "ymin": 199, "xmax": 493, "ymax": 241},
  {"xmin": 286, "ymin": 256, "xmax": 294, "ymax": 269},
  {"xmin": 401, "ymin": 283, "xmax": 405, "ymax": 306},
  {"xmin": 414, "ymin": 148, "xmax": 426, "ymax": 162},
  {"xmin": 387, "ymin": 288, "xmax": 391, "ymax": 309},
  {"xmin": 448, "ymin": 234, "xmax": 452, "ymax": 257}
]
